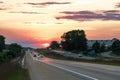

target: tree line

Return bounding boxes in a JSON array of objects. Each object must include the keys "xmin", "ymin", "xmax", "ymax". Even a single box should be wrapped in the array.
[
  {"xmin": 0, "ymin": 35, "xmax": 22, "ymax": 64},
  {"xmin": 49, "ymin": 30, "xmax": 120, "ymax": 55}
]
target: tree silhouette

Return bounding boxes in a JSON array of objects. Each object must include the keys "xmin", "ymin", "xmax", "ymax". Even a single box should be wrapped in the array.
[
  {"xmin": 92, "ymin": 41, "xmax": 100, "ymax": 53},
  {"xmin": 8, "ymin": 43, "xmax": 22, "ymax": 57},
  {"xmin": 111, "ymin": 39, "xmax": 120, "ymax": 55},
  {"xmin": 100, "ymin": 42, "xmax": 106, "ymax": 52},
  {"xmin": 50, "ymin": 41, "xmax": 59, "ymax": 49},
  {"xmin": 61, "ymin": 30, "xmax": 87, "ymax": 51},
  {"xmin": 0, "ymin": 35, "xmax": 5, "ymax": 52}
]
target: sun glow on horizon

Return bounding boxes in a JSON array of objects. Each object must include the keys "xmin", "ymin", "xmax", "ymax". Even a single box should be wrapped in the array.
[
  {"xmin": 41, "ymin": 43, "xmax": 50, "ymax": 48},
  {"xmin": 0, "ymin": 0, "xmax": 120, "ymax": 48}
]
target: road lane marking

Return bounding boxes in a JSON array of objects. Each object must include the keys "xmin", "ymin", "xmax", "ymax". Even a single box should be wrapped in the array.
[
  {"xmin": 38, "ymin": 60, "xmax": 98, "ymax": 80},
  {"xmin": 28, "ymin": 51, "xmax": 98, "ymax": 80}
]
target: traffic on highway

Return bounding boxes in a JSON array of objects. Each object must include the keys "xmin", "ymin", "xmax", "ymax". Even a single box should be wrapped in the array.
[{"xmin": 24, "ymin": 50, "xmax": 120, "ymax": 80}]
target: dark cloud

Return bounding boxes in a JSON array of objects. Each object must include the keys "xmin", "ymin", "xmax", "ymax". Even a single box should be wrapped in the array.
[
  {"xmin": 0, "ymin": 1, "xmax": 3, "ymax": 3},
  {"xmin": 0, "ymin": 2, "xmax": 8, "ymax": 11},
  {"xmin": 9, "ymin": 11, "xmax": 44, "ymax": 14},
  {"xmin": 60, "ymin": 11, "xmax": 95, "ymax": 15},
  {"xmin": 0, "ymin": 7, "xmax": 7, "ymax": 10},
  {"xmin": 115, "ymin": 2, "xmax": 120, "ymax": 8},
  {"xmin": 103, "ymin": 10, "xmax": 120, "ymax": 13},
  {"xmin": 0, "ymin": 1, "xmax": 5, "ymax": 10},
  {"xmin": 25, "ymin": 1, "xmax": 71, "ymax": 7},
  {"xmin": 56, "ymin": 23, "xmax": 63, "ymax": 24},
  {"xmin": 56, "ymin": 10, "xmax": 120, "ymax": 21}
]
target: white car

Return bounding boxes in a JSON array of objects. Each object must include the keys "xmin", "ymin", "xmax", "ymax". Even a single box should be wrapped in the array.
[
  {"xmin": 37, "ymin": 55, "xmax": 44, "ymax": 59},
  {"xmin": 78, "ymin": 54, "xmax": 83, "ymax": 57}
]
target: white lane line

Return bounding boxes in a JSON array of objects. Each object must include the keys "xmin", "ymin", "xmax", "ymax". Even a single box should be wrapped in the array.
[
  {"xmin": 28, "ymin": 52, "xmax": 98, "ymax": 80},
  {"xmin": 38, "ymin": 60, "xmax": 98, "ymax": 80}
]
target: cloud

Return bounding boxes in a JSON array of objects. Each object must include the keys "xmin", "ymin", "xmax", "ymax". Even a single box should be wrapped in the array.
[
  {"xmin": 115, "ymin": 2, "xmax": 120, "ymax": 8},
  {"xmin": 0, "ymin": 2, "xmax": 8, "ymax": 11},
  {"xmin": 0, "ymin": 1, "xmax": 7, "ymax": 11},
  {"xmin": 0, "ymin": 1, "xmax": 3, "ymax": 3},
  {"xmin": 9, "ymin": 11, "xmax": 44, "ymax": 14},
  {"xmin": 56, "ymin": 23, "xmax": 63, "ymax": 24},
  {"xmin": 0, "ymin": 7, "xmax": 7, "ymax": 10},
  {"xmin": 24, "ymin": 22, "xmax": 47, "ymax": 24},
  {"xmin": 24, "ymin": 22, "xmax": 32, "ymax": 24},
  {"xmin": 25, "ymin": 1, "xmax": 71, "ymax": 7},
  {"xmin": 23, "ymin": 21, "xmax": 64, "ymax": 25},
  {"xmin": 56, "ymin": 10, "xmax": 120, "ymax": 21}
]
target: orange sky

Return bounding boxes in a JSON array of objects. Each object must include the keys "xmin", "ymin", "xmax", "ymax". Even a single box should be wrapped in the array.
[{"xmin": 0, "ymin": 0, "xmax": 120, "ymax": 48}]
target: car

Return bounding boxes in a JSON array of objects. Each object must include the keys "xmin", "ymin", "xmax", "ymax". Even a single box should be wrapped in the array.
[
  {"xmin": 38, "ymin": 54, "xmax": 44, "ymax": 57},
  {"xmin": 78, "ymin": 54, "xmax": 83, "ymax": 57},
  {"xmin": 68, "ymin": 52, "xmax": 72, "ymax": 55},
  {"xmin": 34, "ymin": 54, "xmax": 37, "ymax": 57},
  {"xmin": 37, "ymin": 55, "xmax": 44, "ymax": 60},
  {"xmin": 39, "ymin": 55, "xmax": 44, "ymax": 58}
]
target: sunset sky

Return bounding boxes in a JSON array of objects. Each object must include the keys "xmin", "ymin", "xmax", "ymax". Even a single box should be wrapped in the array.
[{"xmin": 0, "ymin": 0, "xmax": 120, "ymax": 48}]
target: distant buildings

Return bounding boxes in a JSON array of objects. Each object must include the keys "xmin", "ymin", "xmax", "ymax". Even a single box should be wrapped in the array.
[{"xmin": 87, "ymin": 39, "xmax": 117, "ymax": 48}]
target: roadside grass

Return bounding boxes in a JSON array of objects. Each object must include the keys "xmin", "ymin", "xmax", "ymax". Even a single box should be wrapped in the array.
[
  {"xmin": 36, "ymin": 49, "xmax": 120, "ymax": 66},
  {"xmin": 0, "ymin": 59, "xmax": 31, "ymax": 80}
]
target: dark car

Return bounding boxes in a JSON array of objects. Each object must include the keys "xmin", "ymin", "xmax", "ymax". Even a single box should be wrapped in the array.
[{"xmin": 34, "ymin": 54, "xmax": 36, "ymax": 57}]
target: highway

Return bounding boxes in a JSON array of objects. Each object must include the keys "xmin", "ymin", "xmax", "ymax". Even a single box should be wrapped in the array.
[{"xmin": 25, "ymin": 51, "xmax": 120, "ymax": 80}]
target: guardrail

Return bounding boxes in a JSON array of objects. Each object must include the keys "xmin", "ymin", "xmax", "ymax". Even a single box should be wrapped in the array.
[{"xmin": 18, "ymin": 50, "xmax": 26, "ymax": 68}]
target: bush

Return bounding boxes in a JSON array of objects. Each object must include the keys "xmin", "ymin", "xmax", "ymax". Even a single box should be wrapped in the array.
[
  {"xmin": 92, "ymin": 41, "xmax": 100, "ymax": 53},
  {"xmin": 0, "ymin": 52, "xmax": 4, "ymax": 63},
  {"xmin": 111, "ymin": 39, "xmax": 120, "ymax": 55},
  {"xmin": 8, "ymin": 43, "xmax": 22, "ymax": 57}
]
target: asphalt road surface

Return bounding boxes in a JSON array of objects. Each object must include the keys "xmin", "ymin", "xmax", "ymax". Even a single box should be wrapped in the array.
[{"xmin": 25, "ymin": 51, "xmax": 120, "ymax": 80}]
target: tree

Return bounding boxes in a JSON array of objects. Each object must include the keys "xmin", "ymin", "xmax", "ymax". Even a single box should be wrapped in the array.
[
  {"xmin": 0, "ymin": 35, "xmax": 5, "ymax": 52},
  {"xmin": 100, "ymin": 42, "xmax": 106, "ymax": 52},
  {"xmin": 61, "ymin": 30, "xmax": 87, "ymax": 51},
  {"xmin": 111, "ymin": 39, "xmax": 120, "ymax": 55},
  {"xmin": 0, "ymin": 52, "xmax": 4, "ymax": 63},
  {"xmin": 92, "ymin": 41, "xmax": 100, "ymax": 53},
  {"xmin": 50, "ymin": 41, "xmax": 59, "ymax": 49},
  {"xmin": 8, "ymin": 43, "xmax": 22, "ymax": 57}
]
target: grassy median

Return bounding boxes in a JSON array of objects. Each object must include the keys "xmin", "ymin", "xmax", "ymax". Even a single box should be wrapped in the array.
[
  {"xmin": 36, "ymin": 49, "xmax": 120, "ymax": 66},
  {"xmin": 0, "ymin": 59, "xmax": 31, "ymax": 80}
]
